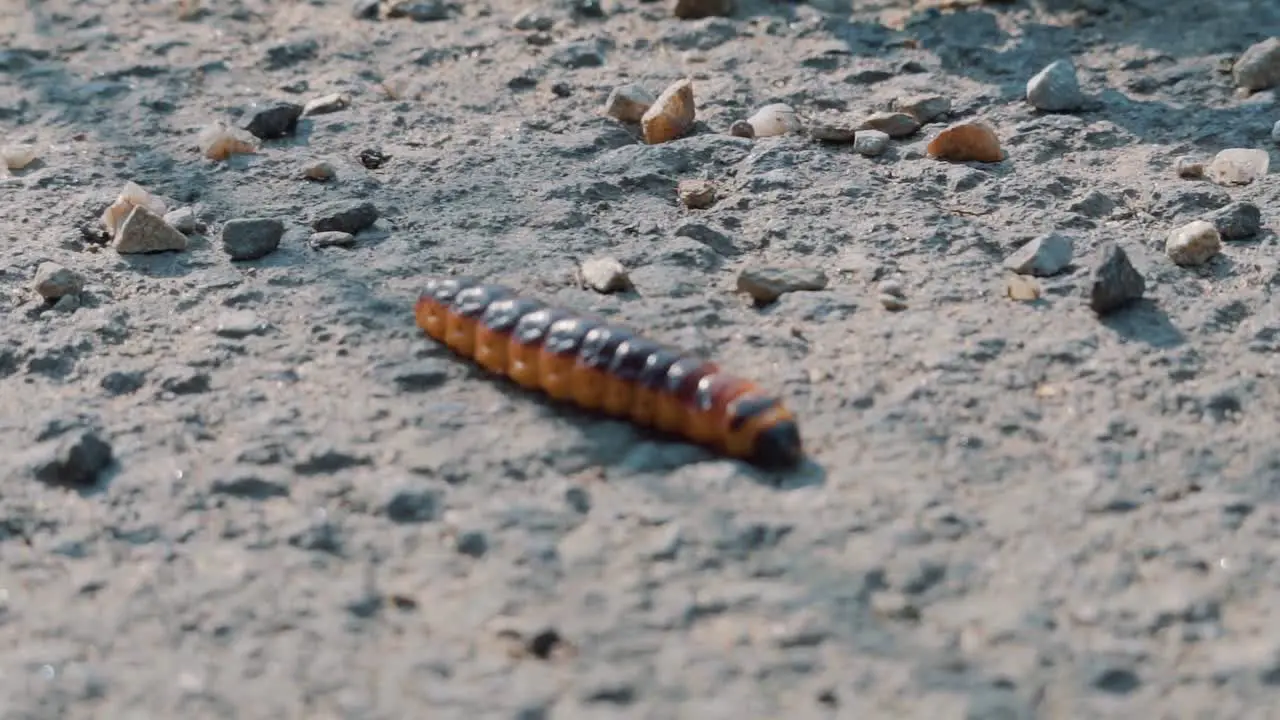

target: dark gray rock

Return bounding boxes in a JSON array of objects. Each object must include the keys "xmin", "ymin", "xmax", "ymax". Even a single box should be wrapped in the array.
[
  {"xmin": 244, "ymin": 101, "xmax": 303, "ymax": 139},
  {"xmin": 1088, "ymin": 242, "xmax": 1146, "ymax": 315},
  {"xmin": 100, "ymin": 370, "xmax": 146, "ymax": 396},
  {"xmin": 384, "ymin": 484, "xmax": 441, "ymax": 523},
  {"xmin": 31, "ymin": 430, "xmax": 114, "ymax": 488},
  {"xmin": 311, "ymin": 201, "xmax": 379, "ymax": 234},
  {"xmin": 221, "ymin": 218, "xmax": 285, "ymax": 260},
  {"xmin": 1202, "ymin": 201, "xmax": 1262, "ymax": 240}
]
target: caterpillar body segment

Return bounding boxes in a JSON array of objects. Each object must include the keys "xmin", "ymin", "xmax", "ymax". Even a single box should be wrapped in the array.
[{"xmin": 414, "ymin": 276, "xmax": 804, "ymax": 469}]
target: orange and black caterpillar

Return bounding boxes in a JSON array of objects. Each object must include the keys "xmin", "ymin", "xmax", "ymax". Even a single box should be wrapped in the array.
[{"xmin": 414, "ymin": 276, "xmax": 804, "ymax": 470}]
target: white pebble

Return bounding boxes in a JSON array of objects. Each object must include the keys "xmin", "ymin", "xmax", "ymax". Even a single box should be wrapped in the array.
[
  {"xmin": 746, "ymin": 103, "xmax": 801, "ymax": 138},
  {"xmin": 1165, "ymin": 220, "xmax": 1222, "ymax": 267}
]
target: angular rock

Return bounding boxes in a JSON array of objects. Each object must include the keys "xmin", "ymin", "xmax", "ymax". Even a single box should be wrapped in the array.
[
  {"xmin": 33, "ymin": 262, "xmax": 85, "ymax": 300},
  {"xmin": 303, "ymin": 93, "xmax": 350, "ymax": 116},
  {"xmin": 197, "ymin": 121, "xmax": 259, "ymax": 161},
  {"xmin": 1233, "ymin": 37, "xmax": 1280, "ymax": 92},
  {"xmin": 163, "ymin": 207, "xmax": 202, "ymax": 234},
  {"xmin": 1202, "ymin": 201, "xmax": 1262, "ymax": 240},
  {"xmin": 891, "ymin": 93, "xmax": 952, "ymax": 124},
  {"xmin": 114, "ymin": 205, "xmax": 188, "ymax": 254},
  {"xmin": 737, "ymin": 266, "xmax": 827, "ymax": 305},
  {"xmin": 311, "ymin": 200, "xmax": 379, "ymax": 234},
  {"xmin": 30, "ymin": 430, "xmax": 114, "ymax": 488},
  {"xmin": 641, "ymin": 78, "xmax": 696, "ymax": 145},
  {"xmin": 604, "ymin": 84, "xmax": 655, "ymax": 123},
  {"xmin": 1166, "ymin": 220, "xmax": 1222, "ymax": 267},
  {"xmin": 1088, "ymin": 242, "xmax": 1145, "ymax": 315},
  {"xmin": 677, "ymin": 179, "xmax": 716, "ymax": 208},
  {"xmin": 221, "ymin": 217, "xmax": 285, "ymax": 261},
  {"xmin": 806, "ymin": 111, "xmax": 858, "ymax": 142},
  {"xmin": 1026, "ymin": 59, "xmax": 1085, "ymax": 111},
  {"xmin": 853, "ymin": 130, "xmax": 890, "ymax": 157},
  {"xmin": 1003, "ymin": 233, "xmax": 1074, "ymax": 277},
  {"xmin": 244, "ymin": 101, "xmax": 304, "ymax": 139},
  {"xmin": 580, "ymin": 256, "xmax": 632, "ymax": 293},
  {"xmin": 858, "ymin": 111, "xmax": 919, "ymax": 138}
]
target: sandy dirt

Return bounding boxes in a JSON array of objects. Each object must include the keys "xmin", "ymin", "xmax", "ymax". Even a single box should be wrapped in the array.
[{"xmin": 3, "ymin": 0, "xmax": 1280, "ymax": 717}]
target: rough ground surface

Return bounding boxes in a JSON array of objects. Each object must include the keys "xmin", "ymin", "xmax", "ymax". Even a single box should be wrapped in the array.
[{"xmin": 3, "ymin": 0, "xmax": 1280, "ymax": 717}]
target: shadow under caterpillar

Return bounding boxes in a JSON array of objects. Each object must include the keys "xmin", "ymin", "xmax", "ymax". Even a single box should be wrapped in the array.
[{"xmin": 414, "ymin": 276, "xmax": 804, "ymax": 470}]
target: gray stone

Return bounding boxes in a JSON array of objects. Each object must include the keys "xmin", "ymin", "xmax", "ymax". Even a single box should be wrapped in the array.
[
  {"xmin": 853, "ymin": 130, "xmax": 890, "ymax": 157},
  {"xmin": 1234, "ymin": 37, "xmax": 1280, "ymax": 92},
  {"xmin": 163, "ymin": 207, "xmax": 201, "ymax": 234},
  {"xmin": 309, "ymin": 230, "xmax": 356, "ymax": 249},
  {"xmin": 1088, "ymin": 242, "xmax": 1145, "ymax": 315},
  {"xmin": 1003, "ymin": 233, "xmax": 1074, "ymax": 277},
  {"xmin": 351, "ymin": 0, "xmax": 380, "ymax": 19},
  {"xmin": 892, "ymin": 93, "xmax": 952, "ymax": 124},
  {"xmin": 311, "ymin": 200, "xmax": 378, "ymax": 234},
  {"xmin": 221, "ymin": 217, "xmax": 285, "ymax": 260},
  {"xmin": 32, "ymin": 262, "xmax": 84, "ymax": 300},
  {"xmin": 1026, "ymin": 59, "xmax": 1086, "ymax": 112},
  {"xmin": 244, "ymin": 100, "xmax": 303, "ymax": 139},
  {"xmin": 858, "ymin": 111, "xmax": 919, "ymax": 139},
  {"xmin": 1273, "ymin": 119, "xmax": 1280, "ymax": 145},
  {"xmin": 1202, "ymin": 201, "xmax": 1263, "ymax": 240},
  {"xmin": 384, "ymin": 484, "xmax": 441, "ymax": 523},
  {"xmin": 737, "ymin": 266, "xmax": 828, "ymax": 305},
  {"xmin": 30, "ymin": 430, "xmax": 114, "ymax": 488},
  {"xmin": 385, "ymin": 0, "xmax": 450, "ymax": 21},
  {"xmin": 114, "ymin": 205, "xmax": 188, "ymax": 254},
  {"xmin": 213, "ymin": 310, "xmax": 268, "ymax": 338}
]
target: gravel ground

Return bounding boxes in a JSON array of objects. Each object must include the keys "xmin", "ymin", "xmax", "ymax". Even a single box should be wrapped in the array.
[{"xmin": 4, "ymin": 0, "xmax": 1280, "ymax": 717}]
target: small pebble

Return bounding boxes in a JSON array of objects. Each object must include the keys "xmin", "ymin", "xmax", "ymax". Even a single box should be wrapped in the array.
[
  {"xmin": 641, "ymin": 78, "xmax": 696, "ymax": 145},
  {"xmin": 580, "ymin": 257, "xmax": 632, "ymax": 294},
  {"xmin": 728, "ymin": 120, "xmax": 754, "ymax": 138},
  {"xmin": 806, "ymin": 111, "xmax": 858, "ymax": 143},
  {"xmin": 604, "ymin": 84, "xmax": 655, "ymax": 124},
  {"xmin": 736, "ymin": 266, "xmax": 827, "ymax": 305},
  {"xmin": 1165, "ymin": 220, "xmax": 1222, "ymax": 267},
  {"xmin": 311, "ymin": 200, "xmax": 379, "ymax": 234},
  {"xmin": 197, "ymin": 122, "xmax": 259, "ymax": 161},
  {"xmin": 351, "ymin": 0, "xmax": 380, "ymax": 19},
  {"xmin": 244, "ymin": 101, "xmax": 304, "ymax": 140},
  {"xmin": 1, "ymin": 144, "xmax": 37, "ymax": 170},
  {"xmin": 858, "ymin": 111, "xmax": 920, "ymax": 139},
  {"xmin": 1175, "ymin": 156, "xmax": 1206, "ymax": 179},
  {"xmin": 32, "ymin": 262, "xmax": 84, "ymax": 300},
  {"xmin": 1233, "ymin": 38, "xmax": 1280, "ymax": 92},
  {"xmin": 303, "ymin": 93, "xmax": 350, "ymax": 116},
  {"xmin": 1003, "ymin": 232, "xmax": 1074, "ymax": 277},
  {"xmin": 891, "ymin": 93, "xmax": 952, "ymax": 124},
  {"xmin": 1272, "ymin": 119, "xmax": 1280, "ymax": 145},
  {"xmin": 677, "ymin": 179, "xmax": 716, "ymax": 209},
  {"xmin": 101, "ymin": 181, "xmax": 168, "ymax": 236},
  {"xmin": 221, "ymin": 217, "xmax": 285, "ymax": 261},
  {"xmin": 114, "ymin": 205, "xmax": 188, "ymax": 254},
  {"xmin": 926, "ymin": 121, "xmax": 1003, "ymax": 163},
  {"xmin": 1005, "ymin": 275, "xmax": 1040, "ymax": 302},
  {"xmin": 385, "ymin": 0, "xmax": 450, "ymax": 21},
  {"xmin": 1026, "ymin": 59, "xmax": 1086, "ymax": 111},
  {"xmin": 30, "ymin": 430, "xmax": 114, "ymax": 488},
  {"xmin": 513, "ymin": 8, "xmax": 555, "ymax": 31},
  {"xmin": 673, "ymin": 0, "xmax": 732, "ymax": 19},
  {"xmin": 1088, "ymin": 242, "xmax": 1145, "ymax": 315},
  {"xmin": 214, "ymin": 310, "xmax": 268, "ymax": 339},
  {"xmin": 301, "ymin": 160, "xmax": 336, "ymax": 181},
  {"xmin": 163, "ymin": 207, "xmax": 201, "ymax": 235},
  {"xmin": 1202, "ymin": 201, "xmax": 1263, "ymax": 240},
  {"xmin": 309, "ymin": 231, "xmax": 356, "ymax": 249},
  {"xmin": 853, "ymin": 130, "xmax": 890, "ymax": 157},
  {"xmin": 747, "ymin": 103, "xmax": 801, "ymax": 138},
  {"xmin": 879, "ymin": 293, "xmax": 908, "ymax": 311},
  {"xmin": 1207, "ymin": 148, "xmax": 1269, "ymax": 185}
]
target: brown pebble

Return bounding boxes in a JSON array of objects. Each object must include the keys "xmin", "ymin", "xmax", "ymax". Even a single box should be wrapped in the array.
[
  {"xmin": 1005, "ymin": 274, "xmax": 1040, "ymax": 301},
  {"xmin": 677, "ymin": 179, "xmax": 716, "ymax": 209},
  {"xmin": 926, "ymin": 120, "xmax": 1004, "ymax": 163},
  {"xmin": 1175, "ymin": 156, "xmax": 1205, "ymax": 179},
  {"xmin": 641, "ymin": 78, "xmax": 696, "ymax": 145},
  {"xmin": 729, "ymin": 120, "xmax": 754, "ymax": 139}
]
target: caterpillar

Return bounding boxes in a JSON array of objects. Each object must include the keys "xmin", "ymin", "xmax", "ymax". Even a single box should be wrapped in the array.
[{"xmin": 414, "ymin": 276, "xmax": 804, "ymax": 470}]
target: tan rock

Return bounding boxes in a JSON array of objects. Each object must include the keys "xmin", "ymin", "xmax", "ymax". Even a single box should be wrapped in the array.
[
  {"xmin": 1207, "ymin": 148, "xmax": 1269, "ymax": 186},
  {"xmin": 1005, "ymin": 274, "xmax": 1040, "ymax": 301},
  {"xmin": 114, "ymin": 205, "xmax": 188, "ymax": 254},
  {"xmin": 641, "ymin": 78, "xmax": 696, "ymax": 145},
  {"xmin": 303, "ymin": 93, "xmax": 350, "ymax": 116},
  {"xmin": 1, "ymin": 144, "xmax": 38, "ymax": 170},
  {"xmin": 197, "ymin": 122, "xmax": 259, "ymax": 161},
  {"xmin": 33, "ymin": 262, "xmax": 84, "ymax": 300},
  {"xmin": 677, "ymin": 179, "xmax": 716, "ymax": 209},
  {"xmin": 101, "ymin": 181, "xmax": 168, "ymax": 236},
  {"xmin": 604, "ymin": 84, "xmax": 655, "ymax": 123},
  {"xmin": 926, "ymin": 120, "xmax": 1004, "ymax": 163},
  {"xmin": 302, "ymin": 160, "xmax": 336, "ymax": 181},
  {"xmin": 1165, "ymin": 220, "xmax": 1221, "ymax": 267},
  {"xmin": 580, "ymin": 257, "xmax": 632, "ymax": 293}
]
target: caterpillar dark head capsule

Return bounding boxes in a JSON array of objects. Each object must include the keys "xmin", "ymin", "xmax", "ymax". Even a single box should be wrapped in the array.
[{"xmin": 415, "ymin": 277, "xmax": 804, "ymax": 470}]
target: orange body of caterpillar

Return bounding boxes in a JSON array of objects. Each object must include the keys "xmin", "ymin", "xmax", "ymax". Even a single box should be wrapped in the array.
[{"xmin": 414, "ymin": 276, "xmax": 804, "ymax": 469}]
